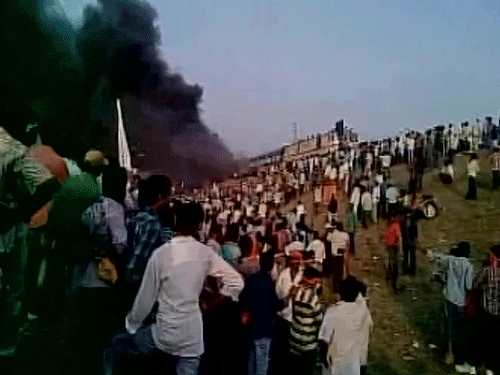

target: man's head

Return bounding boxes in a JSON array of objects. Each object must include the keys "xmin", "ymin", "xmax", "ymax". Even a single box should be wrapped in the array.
[
  {"xmin": 138, "ymin": 175, "xmax": 172, "ymax": 210},
  {"xmin": 260, "ymin": 251, "xmax": 275, "ymax": 272},
  {"xmin": 303, "ymin": 266, "xmax": 322, "ymax": 286},
  {"xmin": 175, "ymin": 202, "xmax": 204, "ymax": 236},
  {"xmin": 456, "ymin": 241, "xmax": 471, "ymax": 258},
  {"xmin": 82, "ymin": 149, "xmax": 108, "ymax": 177},
  {"xmin": 335, "ymin": 221, "xmax": 344, "ymax": 232},
  {"xmin": 489, "ymin": 244, "xmax": 500, "ymax": 267},
  {"xmin": 340, "ymin": 276, "xmax": 362, "ymax": 302},
  {"xmin": 288, "ymin": 249, "xmax": 303, "ymax": 270}
]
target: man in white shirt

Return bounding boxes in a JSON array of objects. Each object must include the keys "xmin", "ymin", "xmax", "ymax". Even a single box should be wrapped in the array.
[
  {"xmin": 327, "ymin": 223, "xmax": 350, "ymax": 257},
  {"xmin": 299, "ymin": 171, "xmax": 306, "ymax": 195},
  {"xmin": 296, "ymin": 200, "xmax": 306, "ymax": 221},
  {"xmin": 350, "ymin": 184, "xmax": 361, "ymax": 218},
  {"xmin": 275, "ymin": 250, "xmax": 304, "ymax": 367},
  {"xmin": 103, "ymin": 203, "xmax": 244, "ymax": 375},
  {"xmin": 372, "ymin": 184, "xmax": 380, "ymax": 224},
  {"xmin": 307, "ymin": 231, "xmax": 326, "ymax": 264},
  {"xmin": 319, "ymin": 276, "xmax": 372, "ymax": 375},
  {"xmin": 407, "ymin": 137, "xmax": 415, "ymax": 165},
  {"xmin": 386, "ymin": 184, "xmax": 399, "ymax": 216},
  {"xmin": 360, "ymin": 189, "xmax": 373, "ymax": 228}
]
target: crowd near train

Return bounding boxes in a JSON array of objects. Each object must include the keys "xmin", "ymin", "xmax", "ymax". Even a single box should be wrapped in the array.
[{"xmin": 1, "ymin": 114, "xmax": 500, "ymax": 375}]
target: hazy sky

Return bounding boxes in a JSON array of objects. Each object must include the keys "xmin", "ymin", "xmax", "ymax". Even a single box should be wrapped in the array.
[{"xmin": 65, "ymin": 0, "xmax": 500, "ymax": 156}]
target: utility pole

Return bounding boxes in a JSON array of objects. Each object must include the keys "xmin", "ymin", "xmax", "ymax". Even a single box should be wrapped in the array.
[{"xmin": 292, "ymin": 122, "xmax": 298, "ymax": 142}]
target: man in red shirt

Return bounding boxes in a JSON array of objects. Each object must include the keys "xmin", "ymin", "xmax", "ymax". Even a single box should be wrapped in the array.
[{"xmin": 385, "ymin": 215, "xmax": 402, "ymax": 291}]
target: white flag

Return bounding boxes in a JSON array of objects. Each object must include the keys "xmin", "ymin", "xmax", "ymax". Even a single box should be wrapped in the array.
[{"xmin": 117, "ymin": 98, "xmax": 132, "ymax": 171}]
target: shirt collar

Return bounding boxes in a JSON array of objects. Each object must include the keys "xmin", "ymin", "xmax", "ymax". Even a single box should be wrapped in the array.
[{"xmin": 170, "ymin": 235, "xmax": 196, "ymax": 243}]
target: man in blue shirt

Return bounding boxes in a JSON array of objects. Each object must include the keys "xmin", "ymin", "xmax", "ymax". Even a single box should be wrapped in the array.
[
  {"xmin": 241, "ymin": 251, "xmax": 282, "ymax": 375},
  {"xmin": 121, "ymin": 175, "xmax": 173, "ymax": 313}
]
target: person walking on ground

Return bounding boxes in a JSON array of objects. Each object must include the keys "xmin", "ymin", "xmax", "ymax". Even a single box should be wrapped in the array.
[
  {"xmin": 466, "ymin": 153, "xmax": 480, "ymax": 200},
  {"xmin": 360, "ymin": 188, "xmax": 373, "ymax": 229},
  {"xmin": 386, "ymin": 183, "xmax": 400, "ymax": 217},
  {"xmin": 289, "ymin": 266, "xmax": 324, "ymax": 375},
  {"xmin": 314, "ymin": 183, "xmax": 322, "ymax": 214},
  {"xmin": 345, "ymin": 203, "xmax": 358, "ymax": 257},
  {"xmin": 435, "ymin": 242, "xmax": 475, "ymax": 374},
  {"xmin": 489, "ymin": 147, "xmax": 500, "ymax": 190},
  {"xmin": 319, "ymin": 276, "xmax": 373, "ymax": 375},
  {"xmin": 103, "ymin": 202, "xmax": 244, "ymax": 375},
  {"xmin": 385, "ymin": 215, "xmax": 402, "ymax": 292},
  {"xmin": 274, "ymin": 250, "xmax": 304, "ymax": 375},
  {"xmin": 307, "ymin": 231, "xmax": 326, "ymax": 266},
  {"xmin": 241, "ymin": 252, "xmax": 282, "ymax": 375},
  {"xmin": 350, "ymin": 183, "xmax": 361, "ymax": 221},
  {"xmin": 372, "ymin": 181, "xmax": 380, "ymax": 224},
  {"xmin": 402, "ymin": 208, "xmax": 419, "ymax": 276},
  {"xmin": 328, "ymin": 194, "xmax": 338, "ymax": 225},
  {"xmin": 473, "ymin": 245, "xmax": 500, "ymax": 375}
]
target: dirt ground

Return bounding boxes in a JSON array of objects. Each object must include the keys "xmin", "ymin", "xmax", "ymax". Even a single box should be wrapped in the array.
[{"xmin": 297, "ymin": 152, "xmax": 499, "ymax": 375}]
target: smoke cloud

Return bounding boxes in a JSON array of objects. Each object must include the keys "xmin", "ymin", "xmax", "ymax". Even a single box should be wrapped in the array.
[{"xmin": 1, "ymin": 0, "xmax": 234, "ymax": 185}]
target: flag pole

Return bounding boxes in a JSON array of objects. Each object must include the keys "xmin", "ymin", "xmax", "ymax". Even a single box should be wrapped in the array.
[{"xmin": 117, "ymin": 98, "xmax": 132, "ymax": 172}]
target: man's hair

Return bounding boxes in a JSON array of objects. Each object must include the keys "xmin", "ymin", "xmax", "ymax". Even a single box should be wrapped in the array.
[
  {"xmin": 303, "ymin": 266, "xmax": 322, "ymax": 280},
  {"xmin": 239, "ymin": 235, "xmax": 253, "ymax": 258},
  {"xmin": 456, "ymin": 241, "xmax": 471, "ymax": 258},
  {"xmin": 335, "ymin": 221, "xmax": 344, "ymax": 232},
  {"xmin": 260, "ymin": 251, "xmax": 275, "ymax": 272},
  {"xmin": 490, "ymin": 244, "xmax": 500, "ymax": 258},
  {"xmin": 138, "ymin": 175, "xmax": 172, "ymax": 207},
  {"xmin": 225, "ymin": 224, "xmax": 240, "ymax": 244},
  {"xmin": 175, "ymin": 202, "xmax": 204, "ymax": 234},
  {"xmin": 340, "ymin": 276, "xmax": 362, "ymax": 302},
  {"xmin": 102, "ymin": 165, "xmax": 127, "ymax": 205}
]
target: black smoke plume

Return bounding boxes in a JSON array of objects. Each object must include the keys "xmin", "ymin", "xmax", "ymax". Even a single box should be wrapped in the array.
[{"xmin": 0, "ymin": 0, "xmax": 234, "ymax": 185}]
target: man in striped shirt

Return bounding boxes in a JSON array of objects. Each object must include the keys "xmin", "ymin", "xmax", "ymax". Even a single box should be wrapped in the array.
[{"xmin": 289, "ymin": 266, "xmax": 324, "ymax": 375}]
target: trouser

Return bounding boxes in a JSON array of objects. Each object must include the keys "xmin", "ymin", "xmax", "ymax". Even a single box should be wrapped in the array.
[
  {"xmin": 445, "ymin": 301, "xmax": 468, "ymax": 365},
  {"xmin": 103, "ymin": 326, "xmax": 201, "ymax": 375},
  {"xmin": 403, "ymin": 243, "xmax": 416, "ymax": 276},
  {"xmin": 271, "ymin": 318, "xmax": 290, "ymax": 375},
  {"xmin": 478, "ymin": 310, "xmax": 500, "ymax": 373},
  {"xmin": 67, "ymin": 287, "xmax": 122, "ymax": 375},
  {"xmin": 372, "ymin": 202, "xmax": 378, "ymax": 223},
  {"xmin": 289, "ymin": 350, "xmax": 319, "ymax": 375},
  {"xmin": 348, "ymin": 232, "xmax": 356, "ymax": 255},
  {"xmin": 249, "ymin": 337, "xmax": 272, "ymax": 375},
  {"xmin": 408, "ymin": 149, "xmax": 414, "ymax": 165},
  {"xmin": 416, "ymin": 173, "xmax": 423, "ymax": 192},
  {"xmin": 0, "ymin": 224, "xmax": 28, "ymax": 348},
  {"xmin": 492, "ymin": 170, "xmax": 500, "ymax": 190},
  {"xmin": 466, "ymin": 177, "xmax": 477, "ymax": 200},
  {"xmin": 361, "ymin": 210, "xmax": 371, "ymax": 228},
  {"xmin": 387, "ymin": 246, "xmax": 399, "ymax": 290},
  {"xmin": 202, "ymin": 300, "xmax": 244, "ymax": 375}
]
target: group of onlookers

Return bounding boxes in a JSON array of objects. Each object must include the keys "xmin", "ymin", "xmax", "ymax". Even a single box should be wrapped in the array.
[{"xmin": 430, "ymin": 242, "xmax": 500, "ymax": 375}]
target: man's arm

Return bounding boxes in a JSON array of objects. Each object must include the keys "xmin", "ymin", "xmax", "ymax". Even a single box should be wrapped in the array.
[
  {"xmin": 318, "ymin": 307, "xmax": 335, "ymax": 367},
  {"xmin": 126, "ymin": 252, "xmax": 161, "ymax": 333},
  {"xmin": 208, "ymin": 251, "xmax": 244, "ymax": 302}
]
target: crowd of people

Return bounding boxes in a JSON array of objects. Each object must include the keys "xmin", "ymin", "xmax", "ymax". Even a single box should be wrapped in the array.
[
  {"xmin": 1, "ymin": 115, "xmax": 500, "ymax": 375},
  {"xmin": 0, "ymin": 125, "xmax": 373, "ymax": 375}
]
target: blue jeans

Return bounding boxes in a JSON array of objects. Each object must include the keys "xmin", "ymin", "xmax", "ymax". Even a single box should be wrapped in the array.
[
  {"xmin": 248, "ymin": 337, "xmax": 272, "ymax": 375},
  {"xmin": 103, "ymin": 325, "xmax": 201, "ymax": 375}
]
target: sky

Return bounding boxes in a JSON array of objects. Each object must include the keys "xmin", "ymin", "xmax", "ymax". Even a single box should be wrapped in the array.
[{"xmin": 63, "ymin": 0, "xmax": 500, "ymax": 156}]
